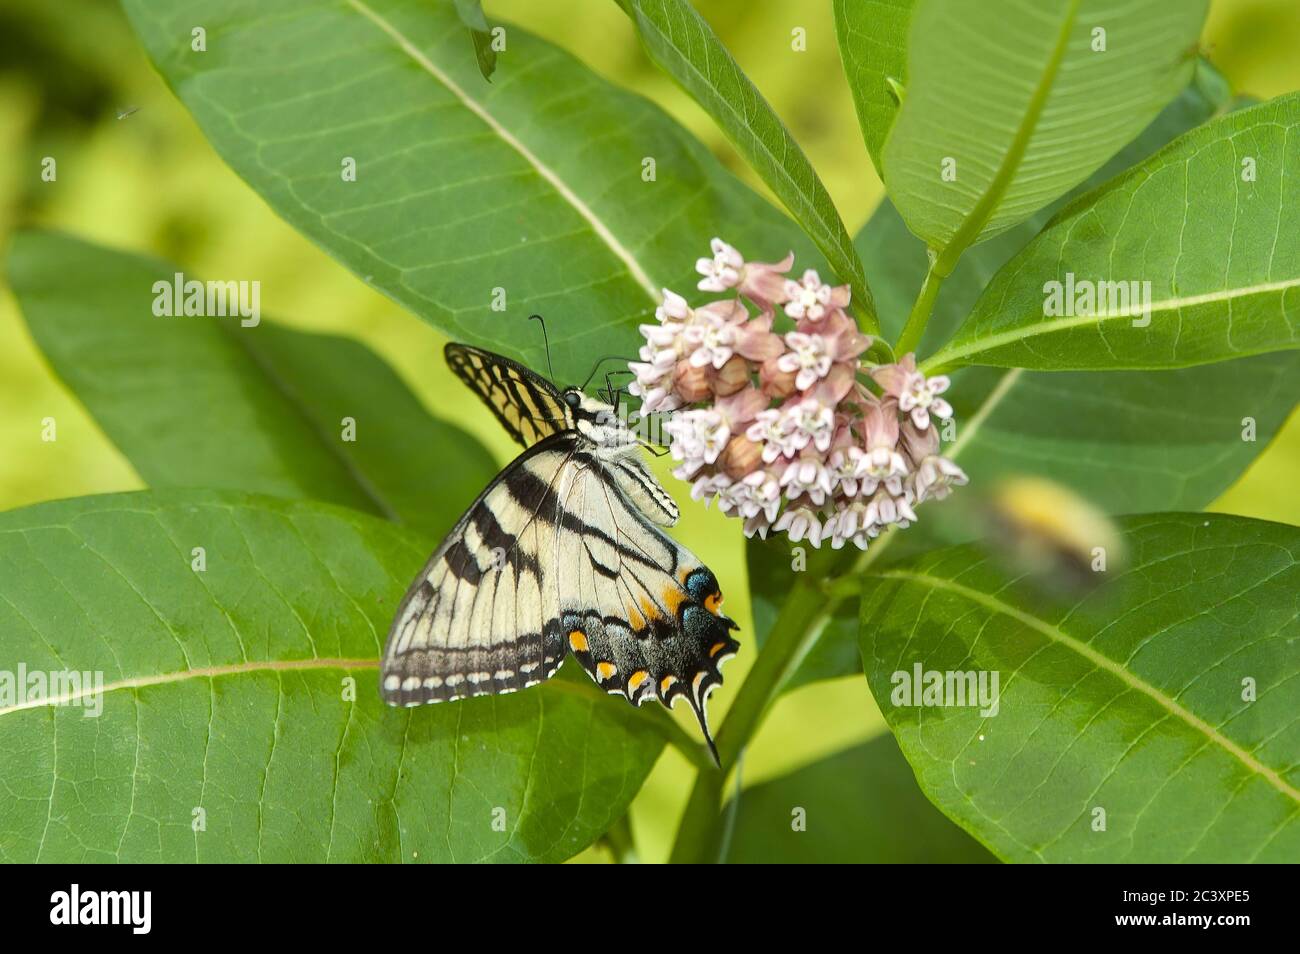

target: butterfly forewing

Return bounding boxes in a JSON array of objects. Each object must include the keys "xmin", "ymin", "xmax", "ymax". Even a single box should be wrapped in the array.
[{"xmin": 445, "ymin": 343, "xmax": 571, "ymax": 448}]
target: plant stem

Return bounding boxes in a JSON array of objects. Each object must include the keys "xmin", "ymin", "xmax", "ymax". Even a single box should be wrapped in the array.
[
  {"xmin": 894, "ymin": 254, "xmax": 944, "ymax": 357},
  {"xmin": 667, "ymin": 531, "xmax": 899, "ymax": 863},
  {"xmin": 669, "ymin": 579, "xmax": 827, "ymax": 862},
  {"xmin": 601, "ymin": 811, "xmax": 639, "ymax": 863}
]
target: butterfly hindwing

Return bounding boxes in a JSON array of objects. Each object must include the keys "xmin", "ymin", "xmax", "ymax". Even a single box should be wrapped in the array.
[
  {"xmin": 560, "ymin": 446, "xmax": 737, "ymax": 754},
  {"xmin": 444, "ymin": 342, "xmax": 571, "ymax": 449}
]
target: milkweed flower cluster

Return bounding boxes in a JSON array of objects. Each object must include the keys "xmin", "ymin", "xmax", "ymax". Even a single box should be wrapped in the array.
[{"xmin": 629, "ymin": 239, "xmax": 967, "ymax": 549}]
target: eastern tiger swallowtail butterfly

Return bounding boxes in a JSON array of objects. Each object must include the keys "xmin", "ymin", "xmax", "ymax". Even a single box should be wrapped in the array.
[{"xmin": 380, "ymin": 343, "xmax": 740, "ymax": 764}]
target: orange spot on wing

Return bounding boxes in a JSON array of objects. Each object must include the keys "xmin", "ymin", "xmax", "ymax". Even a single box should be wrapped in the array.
[
  {"xmin": 596, "ymin": 661, "xmax": 617, "ymax": 681},
  {"xmin": 628, "ymin": 670, "xmax": 649, "ymax": 692},
  {"xmin": 705, "ymin": 591, "xmax": 723, "ymax": 614},
  {"xmin": 569, "ymin": 630, "xmax": 588, "ymax": 653},
  {"xmin": 663, "ymin": 587, "xmax": 686, "ymax": 618},
  {"xmin": 709, "ymin": 641, "xmax": 729, "ymax": 658},
  {"xmin": 660, "ymin": 675, "xmax": 678, "ymax": 694}
]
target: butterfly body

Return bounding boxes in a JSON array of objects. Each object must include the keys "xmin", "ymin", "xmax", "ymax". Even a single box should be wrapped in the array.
[{"xmin": 381, "ymin": 343, "xmax": 739, "ymax": 762}]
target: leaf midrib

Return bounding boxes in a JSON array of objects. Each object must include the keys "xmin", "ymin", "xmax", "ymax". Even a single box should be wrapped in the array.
[
  {"xmin": 345, "ymin": 0, "xmax": 660, "ymax": 303},
  {"xmin": 925, "ymin": 276, "xmax": 1300, "ymax": 369},
  {"xmin": 931, "ymin": 0, "xmax": 1081, "ymax": 275},
  {"xmin": 872, "ymin": 568, "xmax": 1300, "ymax": 805},
  {"xmin": 925, "ymin": 277, "xmax": 1300, "ymax": 370},
  {"xmin": 0, "ymin": 656, "xmax": 622, "ymax": 718}
]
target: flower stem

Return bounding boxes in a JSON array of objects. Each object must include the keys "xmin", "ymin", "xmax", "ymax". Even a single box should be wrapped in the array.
[
  {"xmin": 669, "ymin": 579, "xmax": 828, "ymax": 862},
  {"xmin": 894, "ymin": 255, "xmax": 944, "ymax": 357},
  {"xmin": 601, "ymin": 812, "xmax": 639, "ymax": 863},
  {"xmin": 666, "ymin": 531, "xmax": 899, "ymax": 863}
]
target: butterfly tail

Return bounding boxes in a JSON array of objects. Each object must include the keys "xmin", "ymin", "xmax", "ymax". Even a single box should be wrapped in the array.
[{"xmin": 683, "ymin": 694, "xmax": 721, "ymax": 768}]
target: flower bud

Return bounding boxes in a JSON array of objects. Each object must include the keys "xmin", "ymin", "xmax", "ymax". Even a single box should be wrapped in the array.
[
  {"xmin": 711, "ymin": 354, "xmax": 751, "ymax": 396},
  {"xmin": 759, "ymin": 356, "xmax": 797, "ymax": 399},
  {"xmin": 719, "ymin": 435, "xmax": 764, "ymax": 479},
  {"xmin": 673, "ymin": 358, "xmax": 711, "ymax": 403}
]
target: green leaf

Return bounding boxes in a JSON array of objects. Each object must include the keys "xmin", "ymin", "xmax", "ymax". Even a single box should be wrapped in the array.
[
  {"xmin": 882, "ymin": 0, "xmax": 1206, "ymax": 273},
  {"xmin": 711, "ymin": 734, "xmax": 996, "ymax": 863},
  {"xmin": 0, "ymin": 491, "xmax": 665, "ymax": 862},
  {"xmin": 860, "ymin": 68, "xmax": 1297, "ymax": 547},
  {"xmin": 7, "ymin": 230, "xmax": 497, "ymax": 539},
  {"xmin": 833, "ymin": 0, "xmax": 915, "ymax": 177},
  {"xmin": 121, "ymin": 0, "xmax": 820, "ymax": 381},
  {"xmin": 857, "ymin": 513, "xmax": 1300, "ymax": 863},
  {"xmin": 930, "ymin": 93, "xmax": 1300, "ymax": 370},
  {"xmin": 616, "ymin": 0, "xmax": 877, "ymax": 332},
  {"xmin": 748, "ymin": 70, "xmax": 1299, "ymax": 692},
  {"xmin": 453, "ymin": 0, "xmax": 496, "ymax": 81},
  {"xmin": 864, "ymin": 60, "xmax": 1239, "ymax": 353}
]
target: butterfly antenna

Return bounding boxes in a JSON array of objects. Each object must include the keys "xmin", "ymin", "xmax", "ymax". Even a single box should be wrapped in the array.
[
  {"xmin": 528, "ymin": 314, "xmax": 556, "ymax": 386},
  {"xmin": 581, "ymin": 354, "xmax": 637, "ymax": 393}
]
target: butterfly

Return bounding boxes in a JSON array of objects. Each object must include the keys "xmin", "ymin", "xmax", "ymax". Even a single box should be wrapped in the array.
[{"xmin": 380, "ymin": 342, "xmax": 740, "ymax": 764}]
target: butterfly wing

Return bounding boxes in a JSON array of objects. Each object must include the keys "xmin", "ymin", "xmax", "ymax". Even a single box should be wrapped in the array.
[
  {"xmin": 445, "ymin": 342, "xmax": 572, "ymax": 449},
  {"xmin": 380, "ymin": 433, "xmax": 739, "ymax": 760},
  {"xmin": 381, "ymin": 433, "xmax": 578, "ymax": 704},
  {"xmin": 560, "ymin": 446, "xmax": 739, "ymax": 761}
]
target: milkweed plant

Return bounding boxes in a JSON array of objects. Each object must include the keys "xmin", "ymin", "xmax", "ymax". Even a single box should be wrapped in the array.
[{"xmin": 1, "ymin": 0, "xmax": 1297, "ymax": 868}]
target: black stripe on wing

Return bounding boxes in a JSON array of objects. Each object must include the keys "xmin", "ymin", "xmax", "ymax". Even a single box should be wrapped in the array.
[
  {"xmin": 445, "ymin": 342, "xmax": 572, "ymax": 448},
  {"xmin": 380, "ymin": 434, "xmax": 578, "ymax": 707}
]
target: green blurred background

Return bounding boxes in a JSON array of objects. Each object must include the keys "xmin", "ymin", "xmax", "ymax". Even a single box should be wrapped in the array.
[{"xmin": 2, "ymin": 0, "xmax": 1297, "ymax": 862}]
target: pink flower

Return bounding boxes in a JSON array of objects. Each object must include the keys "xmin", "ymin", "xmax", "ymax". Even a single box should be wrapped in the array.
[
  {"xmin": 858, "ymin": 397, "xmax": 908, "ymax": 495},
  {"xmin": 685, "ymin": 301, "xmax": 742, "ymax": 370},
  {"xmin": 739, "ymin": 251, "xmax": 796, "ymax": 306},
  {"xmin": 746, "ymin": 409, "xmax": 798, "ymax": 463},
  {"xmin": 816, "ymin": 309, "xmax": 872, "ymax": 364},
  {"xmin": 783, "ymin": 269, "xmax": 849, "ymax": 322},
  {"xmin": 773, "ymin": 505, "xmax": 824, "ymax": 545},
  {"xmin": 689, "ymin": 471, "xmax": 731, "ymax": 503},
  {"xmin": 628, "ymin": 362, "xmax": 679, "ymax": 414},
  {"xmin": 912, "ymin": 455, "xmax": 968, "ymax": 502},
  {"xmin": 683, "ymin": 300, "xmax": 786, "ymax": 371},
  {"xmin": 696, "ymin": 238, "xmax": 745, "ymax": 292},
  {"xmin": 631, "ymin": 246, "xmax": 966, "ymax": 548},
  {"xmin": 824, "ymin": 500, "xmax": 879, "ymax": 550},
  {"xmin": 872, "ymin": 354, "xmax": 952, "ymax": 430},
  {"xmin": 696, "ymin": 238, "xmax": 795, "ymax": 307},
  {"xmin": 628, "ymin": 288, "xmax": 696, "ymax": 413},
  {"xmin": 664, "ymin": 408, "xmax": 729, "ymax": 477},
  {"xmin": 734, "ymin": 309, "xmax": 785, "ymax": 362},
  {"xmin": 864, "ymin": 484, "xmax": 917, "ymax": 529},
  {"xmin": 897, "ymin": 418, "xmax": 965, "ymax": 501},
  {"xmin": 786, "ymin": 398, "xmax": 835, "ymax": 453},
  {"xmin": 828, "ymin": 444, "xmax": 869, "ymax": 498},
  {"xmin": 718, "ymin": 469, "xmax": 782, "ymax": 523},
  {"xmin": 777, "ymin": 332, "xmax": 833, "ymax": 391},
  {"xmin": 779, "ymin": 454, "xmax": 835, "ymax": 505}
]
